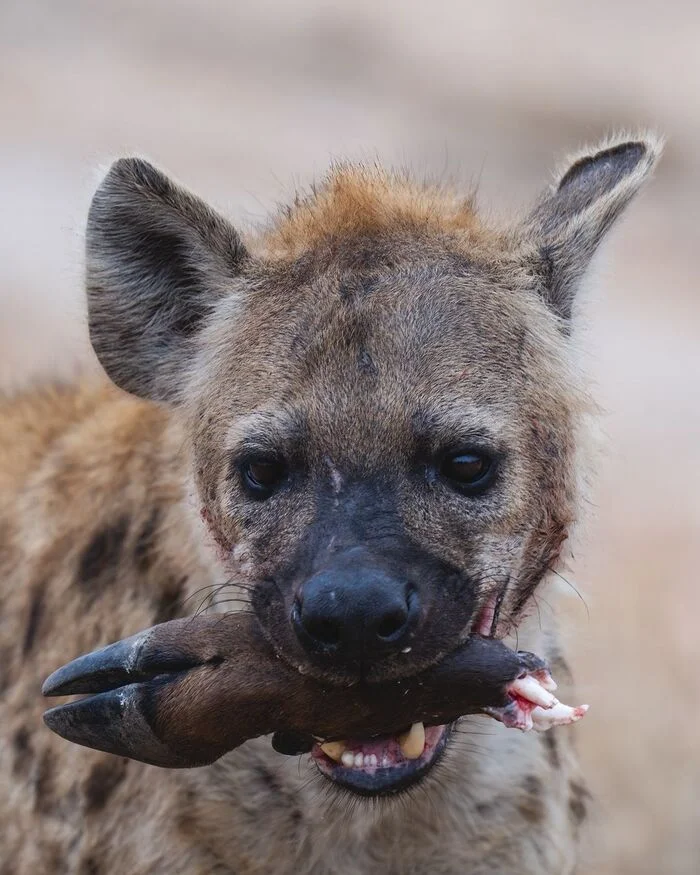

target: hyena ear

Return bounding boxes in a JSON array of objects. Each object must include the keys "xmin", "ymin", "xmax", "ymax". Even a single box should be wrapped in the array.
[
  {"xmin": 527, "ymin": 133, "xmax": 663, "ymax": 321},
  {"xmin": 86, "ymin": 157, "xmax": 248, "ymax": 401}
]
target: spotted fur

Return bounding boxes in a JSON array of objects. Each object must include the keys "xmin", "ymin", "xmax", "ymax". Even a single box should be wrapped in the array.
[{"xmin": 0, "ymin": 133, "xmax": 661, "ymax": 874}]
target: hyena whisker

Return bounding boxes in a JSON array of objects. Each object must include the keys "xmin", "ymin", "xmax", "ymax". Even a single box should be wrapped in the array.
[
  {"xmin": 192, "ymin": 593, "xmax": 217, "ymax": 618},
  {"xmin": 548, "ymin": 566, "xmax": 590, "ymax": 619},
  {"xmin": 189, "ymin": 582, "xmax": 237, "ymax": 616},
  {"xmin": 181, "ymin": 580, "xmax": 234, "ymax": 609},
  {"xmin": 489, "ymin": 571, "xmax": 511, "ymax": 635},
  {"xmin": 188, "ymin": 577, "xmax": 260, "ymax": 616},
  {"xmin": 533, "ymin": 592, "xmax": 556, "ymax": 619},
  {"xmin": 532, "ymin": 593, "xmax": 544, "ymax": 632}
]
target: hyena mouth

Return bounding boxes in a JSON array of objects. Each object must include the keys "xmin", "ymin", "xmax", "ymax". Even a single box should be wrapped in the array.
[
  {"xmin": 306, "ymin": 595, "xmax": 502, "ymax": 796},
  {"xmin": 311, "ymin": 722, "xmax": 451, "ymax": 796}
]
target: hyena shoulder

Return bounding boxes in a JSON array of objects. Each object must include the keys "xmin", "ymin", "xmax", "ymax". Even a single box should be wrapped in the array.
[{"xmin": 0, "ymin": 382, "xmax": 223, "ymax": 874}]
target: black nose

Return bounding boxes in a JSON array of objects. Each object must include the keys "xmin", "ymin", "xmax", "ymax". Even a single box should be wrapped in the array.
[{"xmin": 292, "ymin": 549, "xmax": 419, "ymax": 662}]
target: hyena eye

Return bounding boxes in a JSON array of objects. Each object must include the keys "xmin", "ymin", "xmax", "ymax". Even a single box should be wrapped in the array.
[
  {"xmin": 439, "ymin": 450, "xmax": 495, "ymax": 494},
  {"xmin": 239, "ymin": 456, "xmax": 288, "ymax": 499}
]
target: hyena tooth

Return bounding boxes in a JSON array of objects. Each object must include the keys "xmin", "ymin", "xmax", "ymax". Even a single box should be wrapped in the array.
[
  {"xmin": 531, "ymin": 702, "xmax": 589, "ymax": 731},
  {"xmin": 341, "ymin": 751, "xmax": 355, "ymax": 768},
  {"xmin": 510, "ymin": 675, "xmax": 559, "ymax": 709},
  {"xmin": 398, "ymin": 722, "xmax": 426, "ymax": 760},
  {"xmin": 320, "ymin": 741, "xmax": 347, "ymax": 762}
]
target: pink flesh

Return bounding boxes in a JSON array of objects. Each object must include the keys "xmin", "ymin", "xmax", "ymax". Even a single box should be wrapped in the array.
[
  {"xmin": 474, "ymin": 592, "xmax": 499, "ymax": 636},
  {"xmin": 501, "ymin": 693, "xmax": 540, "ymax": 729}
]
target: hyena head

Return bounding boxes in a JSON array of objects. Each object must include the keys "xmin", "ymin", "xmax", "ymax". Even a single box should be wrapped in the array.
[{"xmin": 85, "ymin": 135, "xmax": 659, "ymax": 790}]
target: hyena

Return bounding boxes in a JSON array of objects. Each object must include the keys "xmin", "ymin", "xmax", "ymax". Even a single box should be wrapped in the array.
[{"xmin": 0, "ymin": 133, "xmax": 660, "ymax": 874}]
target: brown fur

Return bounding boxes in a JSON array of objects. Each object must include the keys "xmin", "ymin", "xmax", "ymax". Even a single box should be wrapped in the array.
[
  {"xmin": 0, "ymin": 133, "xmax": 661, "ymax": 873},
  {"xmin": 258, "ymin": 164, "xmax": 492, "ymax": 258}
]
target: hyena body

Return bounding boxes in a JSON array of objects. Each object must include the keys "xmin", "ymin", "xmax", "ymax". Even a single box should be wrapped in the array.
[{"xmin": 0, "ymin": 135, "xmax": 660, "ymax": 874}]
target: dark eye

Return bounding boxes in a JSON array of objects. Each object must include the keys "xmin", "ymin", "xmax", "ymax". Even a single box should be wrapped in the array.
[
  {"xmin": 439, "ymin": 450, "xmax": 494, "ymax": 494},
  {"xmin": 240, "ymin": 457, "xmax": 288, "ymax": 499}
]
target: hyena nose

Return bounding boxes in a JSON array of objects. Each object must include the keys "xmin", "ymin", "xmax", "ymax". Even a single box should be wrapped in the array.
[{"xmin": 292, "ymin": 558, "xmax": 419, "ymax": 663}]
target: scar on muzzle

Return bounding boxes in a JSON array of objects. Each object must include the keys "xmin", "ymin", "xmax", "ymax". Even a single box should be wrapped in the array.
[{"xmin": 42, "ymin": 612, "xmax": 588, "ymax": 768}]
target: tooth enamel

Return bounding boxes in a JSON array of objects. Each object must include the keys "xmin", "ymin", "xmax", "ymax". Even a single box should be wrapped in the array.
[
  {"xmin": 398, "ymin": 722, "xmax": 425, "ymax": 760},
  {"xmin": 510, "ymin": 675, "xmax": 559, "ymax": 709},
  {"xmin": 354, "ymin": 752, "xmax": 364, "ymax": 768},
  {"xmin": 341, "ymin": 751, "xmax": 355, "ymax": 768},
  {"xmin": 320, "ymin": 741, "xmax": 346, "ymax": 762}
]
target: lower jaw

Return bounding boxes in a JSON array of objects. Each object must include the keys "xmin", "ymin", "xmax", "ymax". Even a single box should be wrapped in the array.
[{"xmin": 310, "ymin": 724, "xmax": 451, "ymax": 797}]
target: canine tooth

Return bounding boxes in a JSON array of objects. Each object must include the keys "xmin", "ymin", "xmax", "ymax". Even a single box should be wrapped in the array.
[
  {"xmin": 510, "ymin": 675, "xmax": 559, "ymax": 709},
  {"xmin": 341, "ymin": 751, "xmax": 355, "ymax": 768},
  {"xmin": 354, "ymin": 752, "xmax": 364, "ymax": 768},
  {"xmin": 398, "ymin": 722, "xmax": 425, "ymax": 760},
  {"xmin": 320, "ymin": 741, "xmax": 347, "ymax": 762}
]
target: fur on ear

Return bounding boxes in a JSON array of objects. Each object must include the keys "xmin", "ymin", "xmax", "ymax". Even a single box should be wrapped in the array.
[
  {"xmin": 527, "ymin": 132, "xmax": 663, "ymax": 321},
  {"xmin": 86, "ymin": 157, "xmax": 248, "ymax": 402}
]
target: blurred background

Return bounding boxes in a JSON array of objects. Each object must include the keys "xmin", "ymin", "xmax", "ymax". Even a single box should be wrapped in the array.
[{"xmin": 1, "ymin": 1, "xmax": 698, "ymax": 871}]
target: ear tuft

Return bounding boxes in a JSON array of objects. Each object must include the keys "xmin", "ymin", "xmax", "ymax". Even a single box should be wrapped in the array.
[
  {"xmin": 528, "ymin": 131, "xmax": 663, "ymax": 321},
  {"xmin": 86, "ymin": 158, "xmax": 248, "ymax": 402}
]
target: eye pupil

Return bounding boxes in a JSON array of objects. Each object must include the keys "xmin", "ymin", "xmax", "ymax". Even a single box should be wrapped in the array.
[
  {"xmin": 249, "ymin": 461, "xmax": 283, "ymax": 486},
  {"xmin": 447, "ymin": 454, "xmax": 484, "ymax": 481},
  {"xmin": 242, "ymin": 458, "xmax": 287, "ymax": 497},
  {"xmin": 439, "ymin": 451, "xmax": 493, "ymax": 492}
]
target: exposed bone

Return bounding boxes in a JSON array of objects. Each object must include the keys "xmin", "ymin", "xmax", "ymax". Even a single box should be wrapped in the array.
[
  {"xmin": 532, "ymin": 668, "xmax": 557, "ymax": 693},
  {"xmin": 509, "ymin": 674, "xmax": 559, "ymax": 709},
  {"xmin": 485, "ymin": 697, "xmax": 588, "ymax": 733},
  {"xmin": 531, "ymin": 702, "xmax": 589, "ymax": 730}
]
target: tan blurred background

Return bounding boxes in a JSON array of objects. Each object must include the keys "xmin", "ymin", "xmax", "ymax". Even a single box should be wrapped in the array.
[{"xmin": 1, "ymin": 1, "xmax": 698, "ymax": 871}]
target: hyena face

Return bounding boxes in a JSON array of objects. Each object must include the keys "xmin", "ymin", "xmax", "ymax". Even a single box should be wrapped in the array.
[
  {"xmin": 85, "ymin": 137, "xmax": 659, "ymax": 792},
  {"xmin": 188, "ymin": 258, "xmax": 579, "ymax": 688}
]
